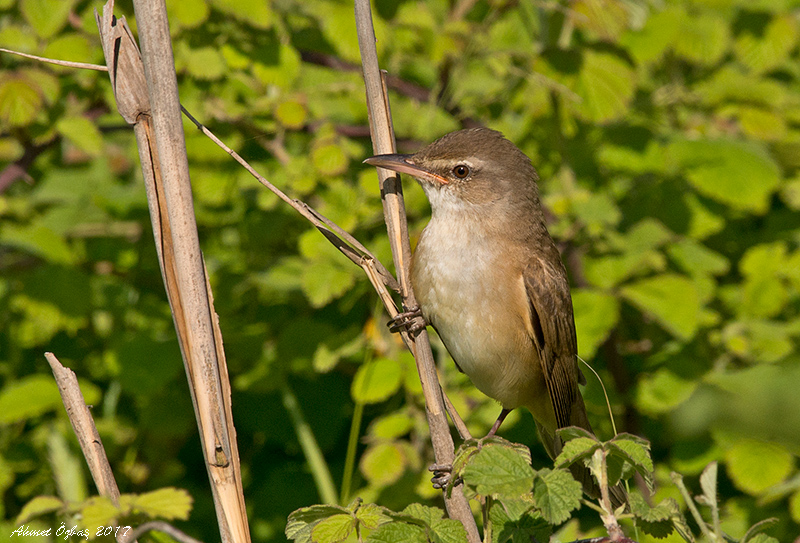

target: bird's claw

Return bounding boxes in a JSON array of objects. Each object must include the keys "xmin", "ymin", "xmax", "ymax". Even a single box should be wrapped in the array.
[
  {"xmin": 388, "ymin": 305, "xmax": 427, "ymax": 334},
  {"xmin": 429, "ymin": 463, "xmax": 460, "ymax": 490}
]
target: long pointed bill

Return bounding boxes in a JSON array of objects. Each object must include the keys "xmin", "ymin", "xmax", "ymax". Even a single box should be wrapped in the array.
[{"xmin": 364, "ymin": 154, "xmax": 449, "ymax": 185}]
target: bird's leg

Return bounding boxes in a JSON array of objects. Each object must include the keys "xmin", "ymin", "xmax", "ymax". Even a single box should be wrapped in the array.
[
  {"xmin": 485, "ymin": 408, "xmax": 512, "ymax": 438},
  {"xmin": 387, "ymin": 304, "xmax": 427, "ymax": 334},
  {"xmin": 429, "ymin": 463, "xmax": 460, "ymax": 490}
]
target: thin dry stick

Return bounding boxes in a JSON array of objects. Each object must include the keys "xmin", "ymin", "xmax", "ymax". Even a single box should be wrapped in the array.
[
  {"xmin": 353, "ymin": 1, "xmax": 480, "ymax": 540},
  {"xmin": 96, "ymin": 2, "xmax": 250, "ymax": 542},
  {"xmin": 44, "ymin": 353, "xmax": 136, "ymax": 543}
]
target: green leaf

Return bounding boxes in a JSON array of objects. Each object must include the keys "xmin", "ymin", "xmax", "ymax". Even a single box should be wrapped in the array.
[
  {"xmin": 360, "ymin": 443, "xmax": 405, "ymax": 486},
  {"xmin": 463, "ymin": 444, "xmax": 534, "ymax": 498},
  {"xmin": 355, "ymin": 503, "xmax": 392, "ymax": 530},
  {"xmin": 16, "ymin": 496, "xmax": 65, "ymax": 525},
  {"xmin": 667, "ymin": 239, "xmax": 730, "ymax": 277},
  {"xmin": 699, "ymin": 461, "xmax": 718, "ymax": 511},
  {"xmin": 209, "ymin": 0, "xmax": 273, "ymax": 28},
  {"xmin": 369, "ymin": 411, "xmax": 414, "ymax": 440},
  {"xmin": 351, "ymin": 357, "xmax": 403, "ymax": 405},
  {"xmin": 166, "ymin": 0, "xmax": 209, "ymax": 30},
  {"xmin": 402, "ymin": 503, "xmax": 468, "ymax": 543},
  {"xmin": 735, "ymin": 14, "xmax": 798, "ymax": 73},
  {"xmin": 56, "ymin": 116, "xmax": 103, "ymax": 156},
  {"xmin": 574, "ymin": 51, "xmax": 635, "ymax": 123},
  {"xmin": 276, "ymin": 100, "xmax": 307, "ymax": 129},
  {"xmin": 176, "ymin": 44, "xmax": 227, "ymax": 80},
  {"xmin": 572, "ymin": 289, "xmax": 619, "ymax": 359},
  {"xmin": 0, "ymin": 76, "xmax": 43, "ymax": 127},
  {"xmin": 747, "ymin": 535, "xmax": 780, "ymax": 543},
  {"xmin": 489, "ymin": 499, "xmax": 552, "ymax": 543},
  {"xmin": 628, "ymin": 494, "xmax": 679, "ymax": 539},
  {"xmin": 20, "ymin": 0, "xmax": 74, "ymax": 38},
  {"xmin": 674, "ymin": 12, "xmax": 730, "ymax": 65},
  {"xmin": 287, "ymin": 504, "xmax": 350, "ymax": 542},
  {"xmin": 0, "ymin": 375, "xmax": 62, "ymax": 424},
  {"xmin": 532, "ymin": 468, "xmax": 582, "ymax": 525},
  {"xmin": 621, "ymin": 274, "xmax": 701, "ymax": 339},
  {"xmin": 554, "ymin": 437, "xmax": 600, "ymax": 469},
  {"xmin": 668, "ymin": 139, "xmax": 781, "ymax": 214},
  {"xmin": 725, "ymin": 440, "xmax": 794, "ymax": 495},
  {"xmin": 366, "ymin": 521, "xmax": 428, "ymax": 543},
  {"xmin": 79, "ymin": 496, "xmax": 119, "ymax": 537},
  {"xmin": 124, "ymin": 487, "xmax": 193, "ymax": 520},
  {"xmin": 608, "ymin": 435, "xmax": 654, "ymax": 484},
  {"xmin": 635, "ymin": 368, "xmax": 698, "ymax": 416},
  {"xmin": 312, "ymin": 143, "xmax": 349, "ymax": 177},
  {"xmin": 310, "ymin": 513, "xmax": 356, "ymax": 543}
]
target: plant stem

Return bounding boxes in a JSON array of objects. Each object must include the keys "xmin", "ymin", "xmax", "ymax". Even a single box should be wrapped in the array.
[
  {"xmin": 282, "ymin": 382, "xmax": 338, "ymax": 505},
  {"xmin": 340, "ymin": 400, "xmax": 364, "ymax": 504}
]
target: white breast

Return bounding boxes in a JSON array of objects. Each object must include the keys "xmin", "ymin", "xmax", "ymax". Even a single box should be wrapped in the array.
[{"xmin": 412, "ymin": 191, "xmax": 539, "ymax": 409}]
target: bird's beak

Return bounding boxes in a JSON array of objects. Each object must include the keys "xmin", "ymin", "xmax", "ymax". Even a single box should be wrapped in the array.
[{"xmin": 364, "ymin": 154, "xmax": 449, "ymax": 185}]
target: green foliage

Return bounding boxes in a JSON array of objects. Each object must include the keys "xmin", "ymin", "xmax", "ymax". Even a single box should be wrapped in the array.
[
  {"xmin": 16, "ymin": 487, "xmax": 193, "ymax": 539},
  {"xmin": 2, "ymin": 0, "xmax": 799, "ymax": 541}
]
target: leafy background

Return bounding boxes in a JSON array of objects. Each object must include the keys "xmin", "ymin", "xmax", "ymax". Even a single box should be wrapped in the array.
[{"xmin": 1, "ymin": 0, "xmax": 800, "ymax": 541}]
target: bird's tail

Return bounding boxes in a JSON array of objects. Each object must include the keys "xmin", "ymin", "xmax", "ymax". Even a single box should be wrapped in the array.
[{"xmin": 535, "ymin": 399, "xmax": 628, "ymax": 510}]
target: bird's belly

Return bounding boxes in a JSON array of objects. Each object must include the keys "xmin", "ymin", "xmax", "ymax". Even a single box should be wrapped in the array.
[{"xmin": 412, "ymin": 235, "xmax": 545, "ymax": 410}]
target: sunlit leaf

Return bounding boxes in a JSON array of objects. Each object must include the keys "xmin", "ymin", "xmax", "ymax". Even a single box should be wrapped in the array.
[
  {"xmin": 725, "ymin": 440, "xmax": 793, "ymax": 495},
  {"xmin": 621, "ymin": 274, "xmax": 701, "ymax": 339}
]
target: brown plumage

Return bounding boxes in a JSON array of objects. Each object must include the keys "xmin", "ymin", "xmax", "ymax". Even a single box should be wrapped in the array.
[{"xmin": 365, "ymin": 128, "xmax": 625, "ymax": 506}]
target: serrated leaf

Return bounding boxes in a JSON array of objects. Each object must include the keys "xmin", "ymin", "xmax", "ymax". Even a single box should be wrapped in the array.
[
  {"xmin": 725, "ymin": 440, "xmax": 793, "ymax": 495},
  {"xmin": 489, "ymin": 499, "xmax": 552, "ymax": 543},
  {"xmin": 126, "ymin": 487, "xmax": 193, "ymax": 520},
  {"xmin": 366, "ymin": 521, "xmax": 428, "ymax": 543},
  {"xmin": 310, "ymin": 513, "xmax": 356, "ymax": 543},
  {"xmin": 621, "ymin": 274, "xmax": 701, "ymax": 339},
  {"xmin": 628, "ymin": 494, "xmax": 679, "ymax": 539},
  {"xmin": 741, "ymin": 517, "xmax": 779, "ymax": 543},
  {"xmin": 609, "ymin": 436, "xmax": 654, "ymax": 475},
  {"xmin": 79, "ymin": 496, "xmax": 119, "ymax": 537},
  {"xmin": 556, "ymin": 427, "xmax": 597, "ymax": 442},
  {"xmin": 699, "ymin": 462, "xmax": 718, "ymax": 511},
  {"xmin": 287, "ymin": 504, "xmax": 350, "ymax": 541},
  {"xmin": 463, "ymin": 444, "xmax": 534, "ymax": 498},
  {"xmin": 402, "ymin": 503, "xmax": 468, "ymax": 543},
  {"xmin": 351, "ymin": 357, "xmax": 403, "ymax": 405},
  {"xmin": 532, "ymin": 468, "xmax": 582, "ymax": 525},
  {"xmin": 554, "ymin": 437, "xmax": 600, "ymax": 468},
  {"xmin": 16, "ymin": 496, "xmax": 65, "ymax": 525},
  {"xmin": 355, "ymin": 503, "xmax": 392, "ymax": 530}
]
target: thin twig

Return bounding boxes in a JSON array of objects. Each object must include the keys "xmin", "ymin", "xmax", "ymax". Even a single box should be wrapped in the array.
[
  {"xmin": 354, "ymin": 1, "xmax": 480, "ymax": 541},
  {"xmin": 44, "ymin": 353, "xmax": 136, "ymax": 543},
  {"xmin": 120, "ymin": 521, "xmax": 204, "ymax": 543},
  {"xmin": 0, "ymin": 47, "xmax": 108, "ymax": 71}
]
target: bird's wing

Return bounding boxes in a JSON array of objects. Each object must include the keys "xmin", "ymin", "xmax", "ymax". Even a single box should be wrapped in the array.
[{"xmin": 523, "ymin": 257, "xmax": 582, "ymax": 430}]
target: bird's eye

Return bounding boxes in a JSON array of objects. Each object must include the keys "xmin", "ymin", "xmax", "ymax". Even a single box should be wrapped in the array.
[{"xmin": 452, "ymin": 164, "xmax": 470, "ymax": 179}]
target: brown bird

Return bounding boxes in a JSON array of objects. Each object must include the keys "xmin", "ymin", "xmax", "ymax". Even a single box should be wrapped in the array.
[{"xmin": 365, "ymin": 128, "xmax": 624, "ymax": 505}]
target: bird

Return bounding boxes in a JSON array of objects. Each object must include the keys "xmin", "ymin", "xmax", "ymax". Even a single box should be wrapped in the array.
[{"xmin": 364, "ymin": 127, "xmax": 625, "ymax": 506}]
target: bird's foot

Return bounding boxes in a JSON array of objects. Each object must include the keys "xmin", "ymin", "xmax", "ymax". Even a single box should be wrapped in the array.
[
  {"xmin": 388, "ymin": 305, "xmax": 427, "ymax": 334},
  {"xmin": 428, "ymin": 463, "xmax": 460, "ymax": 490}
]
